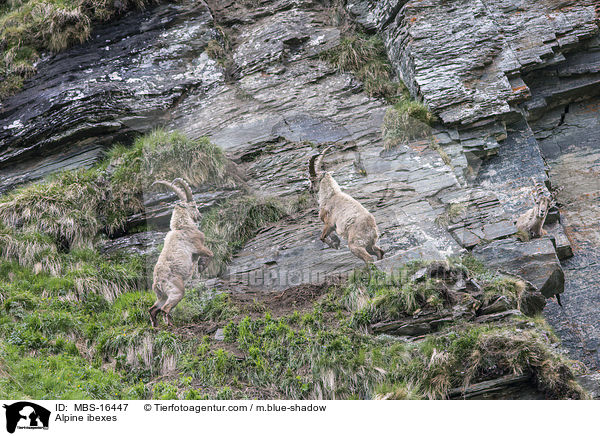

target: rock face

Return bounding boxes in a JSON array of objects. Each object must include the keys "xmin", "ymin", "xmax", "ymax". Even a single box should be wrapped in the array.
[
  {"xmin": 0, "ymin": 0, "xmax": 221, "ymax": 194},
  {"xmin": 531, "ymin": 87, "xmax": 600, "ymax": 369},
  {"xmin": 473, "ymin": 238, "xmax": 564, "ymax": 298},
  {"xmin": 348, "ymin": 0, "xmax": 600, "ymax": 372},
  {"xmin": 348, "ymin": 0, "xmax": 598, "ymax": 125},
  {"xmin": 1, "ymin": 0, "xmax": 599, "ymax": 384}
]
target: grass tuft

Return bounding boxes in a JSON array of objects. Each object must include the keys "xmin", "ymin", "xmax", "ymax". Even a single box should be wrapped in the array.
[
  {"xmin": 201, "ymin": 196, "xmax": 290, "ymax": 276},
  {"xmin": 382, "ymin": 100, "xmax": 437, "ymax": 148},
  {"xmin": 322, "ymin": 33, "xmax": 404, "ymax": 102},
  {"xmin": 0, "ymin": 169, "xmax": 103, "ymax": 252}
]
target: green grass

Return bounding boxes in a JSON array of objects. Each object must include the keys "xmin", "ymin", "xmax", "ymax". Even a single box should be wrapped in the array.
[
  {"xmin": 342, "ymin": 265, "xmax": 446, "ymax": 327},
  {"xmin": 382, "ymin": 100, "xmax": 438, "ymax": 148},
  {"xmin": 0, "ymin": 0, "xmax": 150, "ymax": 100},
  {"xmin": 0, "ymin": 169, "xmax": 103, "ymax": 252},
  {"xmin": 322, "ymin": 33, "xmax": 403, "ymax": 102},
  {"xmin": 178, "ymin": 307, "xmax": 585, "ymax": 400},
  {"xmin": 0, "ymin": 253, "xmax": 587, "ymax": 400},
  {"xmin": 435, "ymin": 202, "xmax": 467, "ymax": 227},
  {"xmin": 0, "ymin": 343, "xmax": 132, "ymax": 400},
  {"xmin": 171, "ymin": 289, "xmax": 239, "ymax": 325}
]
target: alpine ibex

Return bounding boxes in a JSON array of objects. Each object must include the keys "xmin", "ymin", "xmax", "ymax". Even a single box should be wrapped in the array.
[
  {"xmin": 149, "ymin": 178, "xmax": 213, "ymax": 327},
  {"xmin": 516, "ymin": 178, "xmax": 554, "ymax": 239},
  {"xmin": 308, "ymin": 145, "xmax": 384, "ymax": 265}
]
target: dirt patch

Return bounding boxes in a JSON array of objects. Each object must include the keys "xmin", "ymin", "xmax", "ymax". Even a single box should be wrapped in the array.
[{"xmin": 230, "ymin": 281, "xmax": 333, "ymax": 317}]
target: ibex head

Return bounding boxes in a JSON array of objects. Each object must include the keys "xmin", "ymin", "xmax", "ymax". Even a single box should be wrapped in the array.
[
  {"xmin": 151, "ymin": 178, "xmax": 201, "ymax": 226},
  {"xmin": 308, "ymin": 145, "xmax": 336, "ymax": 194}
]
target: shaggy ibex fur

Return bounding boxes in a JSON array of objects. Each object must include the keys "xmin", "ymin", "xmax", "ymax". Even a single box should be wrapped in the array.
[
  {"xmin": 516, "ymin": 178, "xmax": 554, "ymax": 239},
  {"xmin": 308, "ymin": 145, "xmax": 384, "ymax": 265},
  {"xmin": 149, "ymin": 178, "xmax": 213, "ymax": 327}
]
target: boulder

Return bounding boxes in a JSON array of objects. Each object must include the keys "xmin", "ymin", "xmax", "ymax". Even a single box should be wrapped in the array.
[
  {"xmin": 473, "ymin": 238, "xmax": 564, "ymax": 298},
  {"xmin": 479, "ymin": 296, "xmax": 512, "ymax": 316},
  {"xmin": 371, "ymin": 305, "xmax": 475, "ymax": 337}
]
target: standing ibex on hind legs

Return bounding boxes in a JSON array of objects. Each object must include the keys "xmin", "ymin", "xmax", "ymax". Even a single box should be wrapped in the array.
[
  {"xmin": 149, "ymin": 178, "xmax": 213, "ymax": 328},
  {"xmin": 308, "ymin": 145, "xmax": 384, "ymax": 265}
]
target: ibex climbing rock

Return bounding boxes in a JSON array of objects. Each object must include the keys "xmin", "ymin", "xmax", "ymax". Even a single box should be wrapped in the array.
[
  {"xmin": 308, "ymin": 145, "xmax": 384, "ymax": 265},
  {"xmin": 149, "ymin": 178, "xmax": 213, "ymax": 327},
  {"xmin": 516, "ymin": 177, "xmax": 555, "ymax": 239}
]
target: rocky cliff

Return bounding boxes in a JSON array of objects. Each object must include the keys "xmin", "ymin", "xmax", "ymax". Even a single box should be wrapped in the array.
[{"xmin": 0, "ymin": 0, "xmax": 599, "ymax": 399}]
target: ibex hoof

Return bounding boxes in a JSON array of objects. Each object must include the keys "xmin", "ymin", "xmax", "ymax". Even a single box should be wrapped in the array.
[{"xmin": 328, "ymin": 234, "xmax": 341, "ymax": 249}]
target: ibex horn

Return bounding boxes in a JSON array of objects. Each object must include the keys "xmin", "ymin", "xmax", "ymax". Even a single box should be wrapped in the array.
[
  {"xmin": 151, "ymin": 180, "xmax": 187, "ymax": 202},
  {"xmin": 530, "ymin": 177, "xmax": 546, "ymax": 200},
  {"xmin": 172, "ymin": 178, "xmax": 193, "ymax": 202},
  {"xmin": 308, "ymin": 154, "xmax": 319, "ymax": 179},
  {"xmin": 315, "ymin": 144, "xmax": 336, "ymax": 173}
]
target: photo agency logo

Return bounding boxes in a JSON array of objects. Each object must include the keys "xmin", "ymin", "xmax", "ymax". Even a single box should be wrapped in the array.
[{"xmin": 3, "ymin": 402, "xmax": 50, "ymax": 434}]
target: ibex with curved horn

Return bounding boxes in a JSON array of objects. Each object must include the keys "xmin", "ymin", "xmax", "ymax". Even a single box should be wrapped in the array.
[
  {"xmin": 149, "ymin": 178, "xmax": 213, "ymax": 327},
  {"xmin": 516, "ymin": 177, "xmax": 555, "ymax": 239},
  {"xmin": 308, "ymin": 145, "xmax": 384, "ymax": 265}
]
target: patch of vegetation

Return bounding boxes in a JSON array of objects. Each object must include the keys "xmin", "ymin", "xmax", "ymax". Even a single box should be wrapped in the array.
[
  {"xmin": 342, "ymin": 265, "xmax": 447, "ymax": 327},
  {"xmin": 0, "ymin": 129, "xmax": 237, "ymax": 274},
  {"xmin": 0, "ymin": 169, "xmax": 103, "ymax": 252},
  {"xmin": 204, "ymin": 24, "xmax": 233, "ymax": 66},
  {"xmin": 400, "ymin": 323, "xmax": 585, "ymax": 399},
  {"xmin": 0, "ymin": 248, "xmax": 144, "ymax": 303},
  {"xmin": 177, "ymin": 305, "xmax": 585, "ymax": 400},
  {"xmin": 322, "ymin": 33, "xmax": 402, "ymax": 102},
  {"xmin": 435, "ymin": 202, "xmax": 467, "ymax": 227},
  {"xmin": 0, "ymin": 342, "xmax": 130, "ymax": 400},
  {"xmin": 0, "ymin": 0, "xmax": 151, "ymax": 100},
  {"xmin": 205, "ymin": 39, "xmax": 226, "ymax": 63},
  {"xmin": 106, "ymin": 129, "xmax": 241, "ymax": 231},
  {"xmin": 382, "ymin": 100, "xmax": 438, "ymax": 148},
  {"xmin": 429, "ymin": 138, "xmax": 452, "ymax": 166},
  {"xmin": 109, "ymin": 129, "xmax": 239, "ymax": 191},
  {"xmin": 200, "ymin": 196, "xmax": 291, "ymax": 276},
  {"xmin": 172, "ymin": 289, "xmax": 239, "ymax": 325}
]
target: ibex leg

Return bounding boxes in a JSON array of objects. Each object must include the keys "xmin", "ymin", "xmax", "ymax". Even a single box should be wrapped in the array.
[
  {"xmin": 320, "ymin": 224, "xmax": 340, "ymax": 249},
  {"xmin": 149, "ymin": 286, "xmax": 168, "ymax": 328},
  {"xmin": 160, "ymin": 285, "xmax": 185, "ymax": 327},
  {"xmin": 367, "ymin": 245, "xmax": 385, "ymax": 260},
  {"xmin": 349, "ymin": 243, "xmax": 374, "ymax": 265}
]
